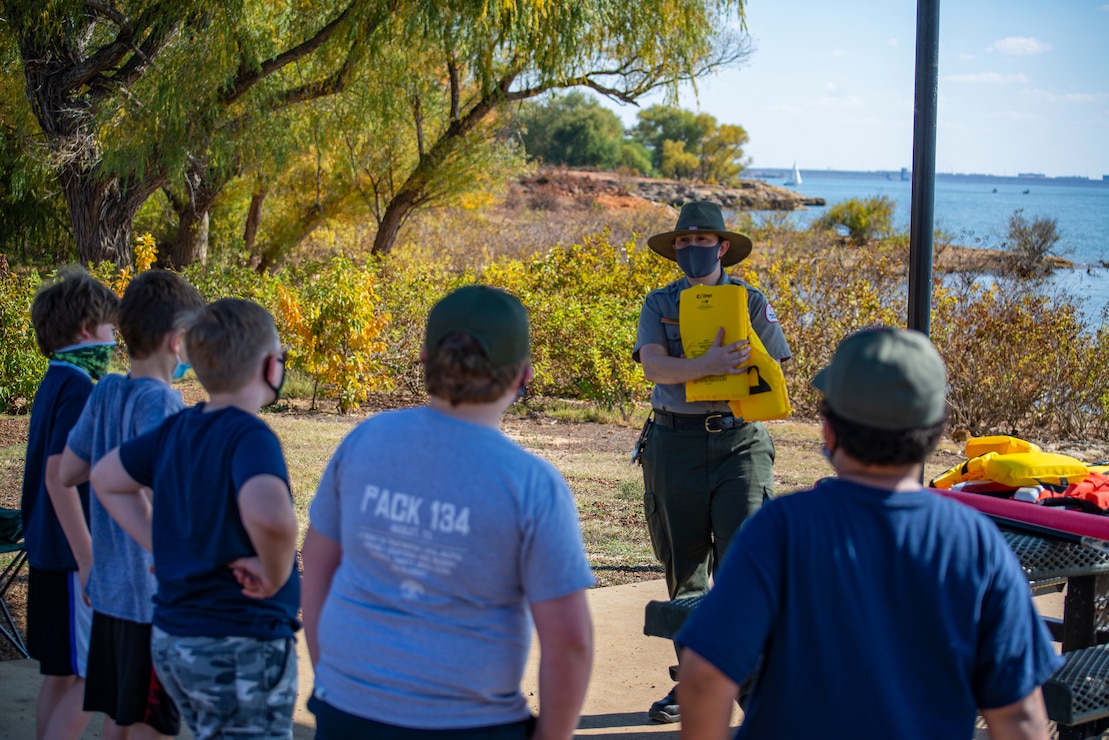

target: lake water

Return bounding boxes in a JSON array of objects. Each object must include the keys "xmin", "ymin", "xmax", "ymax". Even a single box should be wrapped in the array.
[{"xmin": 751, "ymin": 170, "xmax": 1109, "ymax": 323}]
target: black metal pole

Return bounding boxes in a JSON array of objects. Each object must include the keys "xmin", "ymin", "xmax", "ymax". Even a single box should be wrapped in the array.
[{"xmin": 907, "ymin": 0, "xmax": 940, "ymax": 335}]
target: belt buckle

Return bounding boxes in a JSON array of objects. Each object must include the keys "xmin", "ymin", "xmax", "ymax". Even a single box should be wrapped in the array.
[{"xmin": 705, "ymin": 414, "xmax": 723, "ymax": 433}]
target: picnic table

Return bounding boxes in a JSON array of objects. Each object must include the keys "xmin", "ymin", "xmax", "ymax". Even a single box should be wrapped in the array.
[{"xmin": 644, "ymin": 522, "xmax": 1109, "ymax": 738}]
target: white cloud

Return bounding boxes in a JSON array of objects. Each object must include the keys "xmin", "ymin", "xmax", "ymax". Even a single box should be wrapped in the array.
[
  {"xmin": 957, "ymin": 53, "xmax": 976, "ymax": 61},
  {"xmin": 1101, "ymin": 4, "xmax": 1109, "ymax": 11},
  {"xmin": 988, "ymin": 37, "xmax": 1052, "ymax": 55},
  {"xmin": 761, "ymin": 103, "xmax": 803, "ymax": 113},
  {"xmin": 1021, "ymin": 88, "xmax": 1108, "ymax": 104},
  {"xmin": 886, "ymin": 38, "xmax": 898, "ymax": 47},
  {"xmin": 946, "ymin": 72, "xmax": 1029, "ymax": 84}
]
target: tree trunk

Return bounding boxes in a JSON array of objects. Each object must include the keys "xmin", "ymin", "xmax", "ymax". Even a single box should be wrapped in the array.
[
  {"xmin": 370, "ymin": 189, "xmax": 419, "ymax": 257},
  {"xmin": 243, "ymin": 186, "xmax": 268, "ymax": 258},
  {"xmin": 168, "ymin": 205, "xmax": 211, "ymax": 268},
  {"xmin": 61, "ymin": 165, "xmax": 146, "ymax": 267},
  {"xmin": 165, "ymin": 163, "xmax": 220, "ymax": 268}
]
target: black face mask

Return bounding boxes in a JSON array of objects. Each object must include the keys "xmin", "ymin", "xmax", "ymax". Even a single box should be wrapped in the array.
[
  {"xmin": 264, "ymin": 349, "xmax": 288, "ymax": 406},
  {"xmin": 675, "ymin": 243, "xmax": 722, "ymax": 278}
]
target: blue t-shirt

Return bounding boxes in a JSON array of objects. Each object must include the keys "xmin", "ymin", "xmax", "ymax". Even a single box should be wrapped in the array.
[
  {"xmin": 21, "ymin": 362, "xmax": 93, "ymax": 571},
  {"xmin": 118, "ymin": 404, "xmax": 300, "ymax": 639},
  {"xmin": 67, "ymin": 374, "xmax": 184, "ymax": 622},
  {"xmin": 309, "ymin": 407, "xmax": 595, "ymax": 730},
  {"xmin": 677, "ymin": 477, "xmax": 1062, "ymax": 739}
]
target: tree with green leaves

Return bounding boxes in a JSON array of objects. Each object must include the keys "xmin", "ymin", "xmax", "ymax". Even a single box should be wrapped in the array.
[
  {"xmin": 358, "ymin": 0, "xmax": 752, "ymax": 257},
  {"xmin": 1, "ymin": 1, "xmax": 375, "ymax": 266},
  {"xmin": 3, "ymin": 0, "xmax": 751, "ymax": 266},
  {"xmin": 0, "ymin": 41, "xmax": 70, "ymax": 264},
  {"xmin": 515, "ymin": 91, "xmax": 625, "ymax": 169},
  {"xmin": 630, "ymin": 104, "xmax": 749, "ymax": 184}
]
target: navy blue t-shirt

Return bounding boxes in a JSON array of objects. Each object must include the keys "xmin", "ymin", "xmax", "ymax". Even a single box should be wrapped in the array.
[
  {"xmin": 118, "ymin": 404, "xmax": 300, "ymax": 639},
  {"xmin": 677, "ymin": 478, "xmax": 1062, "ymax": 739},
  {"xmin": 21, "ymin": 363, "xmax": 93, "ymax": 571}
]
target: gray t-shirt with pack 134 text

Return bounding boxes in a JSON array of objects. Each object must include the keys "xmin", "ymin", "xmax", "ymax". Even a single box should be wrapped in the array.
[{"xmin": 309, "ymin": 406, "xmax": 595, "ymax": 730}]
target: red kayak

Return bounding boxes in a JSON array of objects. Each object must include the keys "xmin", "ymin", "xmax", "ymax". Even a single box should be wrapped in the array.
[{"xmin": 934, "ymin": 488, "xmax": 1109, "ymax": 544}]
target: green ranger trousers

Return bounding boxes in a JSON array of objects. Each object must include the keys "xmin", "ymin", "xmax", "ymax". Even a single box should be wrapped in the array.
[{"xmin": 641, "ymin": 419, "xmax": 775, "ymax": 601}]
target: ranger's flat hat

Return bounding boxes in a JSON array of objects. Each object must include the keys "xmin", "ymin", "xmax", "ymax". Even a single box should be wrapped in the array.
[{"xmin": 646, "ymin": 201, "xmax": 753, "ymax": 267}]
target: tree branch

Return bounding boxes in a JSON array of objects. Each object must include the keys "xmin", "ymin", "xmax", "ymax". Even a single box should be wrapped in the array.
[{"xmin": 220, "ymin": 2, "xmax": 358, "ymax": 104}]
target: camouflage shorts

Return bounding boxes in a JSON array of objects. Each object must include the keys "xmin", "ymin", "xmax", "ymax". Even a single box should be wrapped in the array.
[{"xmin": 151, "ymin": 627, "xmax": 297, "ymax": 740}]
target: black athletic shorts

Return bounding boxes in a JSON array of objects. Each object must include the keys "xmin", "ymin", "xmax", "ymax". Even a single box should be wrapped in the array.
[
  {"xmin": 84, "ymin": 612, "xmax": 181, "ymax": 735},
  {"xmin": 309, "ymin": 695, "xmax": 536, "ymax": 739},
  {"xmin": 26, "ymin": 566, "xmax": 88, "ymax": 676}
]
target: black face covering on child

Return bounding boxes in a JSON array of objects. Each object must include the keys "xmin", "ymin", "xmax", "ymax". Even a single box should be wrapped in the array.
[{"xmin": 264, "ymin": 350, "xmax": 288, "ymax": 405}]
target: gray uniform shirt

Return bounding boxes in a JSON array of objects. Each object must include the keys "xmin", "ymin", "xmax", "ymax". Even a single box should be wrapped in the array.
[{"xmin": 634, "ymin": 274, "xmax": 791, "ymax": 414}]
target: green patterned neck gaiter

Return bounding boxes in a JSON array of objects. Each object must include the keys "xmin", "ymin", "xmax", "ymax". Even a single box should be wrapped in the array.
[{"xmin": 51, "ymin": 341, "xmax": 115, "ymax": 380}]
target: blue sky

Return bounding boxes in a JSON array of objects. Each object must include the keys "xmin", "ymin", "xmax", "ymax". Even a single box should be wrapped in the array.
[{"xmin": 601, "ymin": 1, "xmax": 1109, "ymax": 178}]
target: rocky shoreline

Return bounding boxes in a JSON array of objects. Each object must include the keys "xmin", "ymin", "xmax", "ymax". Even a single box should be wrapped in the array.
[
  {"xmin": 514, "ymin": 168, "xmax": 824, "ymax": 212},
  {"xmin": 509, "ymin": 168, "xmax": 1074, "ymax": 274}
]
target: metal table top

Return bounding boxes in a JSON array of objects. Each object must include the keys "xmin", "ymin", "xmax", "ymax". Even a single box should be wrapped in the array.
[{"xmin": 1001, "ymin": 530, "xmax": 1109, "ymax": 581}]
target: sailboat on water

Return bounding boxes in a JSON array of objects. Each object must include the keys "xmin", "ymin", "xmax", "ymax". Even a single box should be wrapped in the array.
[{"xmin": 784, "ymin": 161, "xmax": 802, "ymax": 186}]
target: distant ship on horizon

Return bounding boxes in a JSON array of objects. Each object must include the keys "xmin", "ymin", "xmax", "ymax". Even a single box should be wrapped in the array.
[{"xmin": 1018, "ymin": 172, "xmax": 1047, "ymax": 179}]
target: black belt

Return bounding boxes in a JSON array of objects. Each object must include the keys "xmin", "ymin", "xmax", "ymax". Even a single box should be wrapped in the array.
[{"xmin": 653, "ymin": 410, "xmax": 744, "ymax": 433}]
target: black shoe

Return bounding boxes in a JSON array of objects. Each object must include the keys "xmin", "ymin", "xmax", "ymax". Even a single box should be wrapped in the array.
[{"xmin": 648, "ymin": 685, "xmax": 680, "ymax": 723}]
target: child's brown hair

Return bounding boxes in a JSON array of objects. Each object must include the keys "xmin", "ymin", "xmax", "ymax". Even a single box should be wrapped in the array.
[
  {"xmin": 30, "ymin": 266, "xmax": 120, "ymax": 356},
  {"xmin": 119, "ymin": 271, "xmax": 205, "ymax": 359}
]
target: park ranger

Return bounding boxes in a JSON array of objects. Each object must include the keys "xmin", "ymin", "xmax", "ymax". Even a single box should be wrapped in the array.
[{"xmin": 633, "ymin": 201, "xmax": 791, "ymax": 723}]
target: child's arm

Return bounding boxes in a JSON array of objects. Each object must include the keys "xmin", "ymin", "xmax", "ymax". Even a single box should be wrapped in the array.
[
  {"xmin": 530, "ymin": 589, "xmax": 594, "ymax": 740},
  {"xmin": 89, "ymin": 448, "xmax": 153, "ymax": 552},
  {"xmin": 44, "ymin": 453, "xmax": 92, "ymax": 594},
  {"xmin": 300, "ymin": 525, "xmax": 342, "ymax": 667},
  {"xmin": 58, "ymin": 445, "xmax": 90, "ymax": 487},
  {"xmin": 235, "ymin": 474, "xmax": 298, "ymax": 597}
]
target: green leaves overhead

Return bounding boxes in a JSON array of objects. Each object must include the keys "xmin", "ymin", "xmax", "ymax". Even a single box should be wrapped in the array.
[{"xmin": 2, "ymin": 0, "xmax": 750, "ymax": 265}]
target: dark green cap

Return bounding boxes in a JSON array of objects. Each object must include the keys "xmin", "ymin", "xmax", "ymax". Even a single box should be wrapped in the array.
[
  {"xmin": 812, "ymin": 327, "xmax": 947, "ymax": 430},
  {"xmin": 425, "ymin": 285, "xmax": 530, "ymax": 367}
]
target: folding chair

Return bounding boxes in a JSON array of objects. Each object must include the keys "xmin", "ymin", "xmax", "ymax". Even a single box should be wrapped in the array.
[{"xmin": 0, "ymin": 508, "xmax": 29, "ymax": 658}]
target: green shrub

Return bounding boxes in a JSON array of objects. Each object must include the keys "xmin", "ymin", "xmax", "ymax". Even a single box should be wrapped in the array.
[
  {"xmin": 0, "ymin": 257, "xmax": 45, "ymax": 413},
  {"xmin": 813, "ymin": 196, "xmax": 895, "ymax": 246},
  {"xmin": 1001, "ymin": 209, "xmax": 1062, "ymax": 279}
]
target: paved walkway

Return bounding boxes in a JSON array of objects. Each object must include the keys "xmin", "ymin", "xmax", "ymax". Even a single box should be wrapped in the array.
[{"xmin": 0, "ymin": 579, "xmax": 1067, "ymax": 739}]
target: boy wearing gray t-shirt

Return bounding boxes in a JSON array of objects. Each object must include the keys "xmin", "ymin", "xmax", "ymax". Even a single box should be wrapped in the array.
[
  {"xmin": 60, "ymin": 270, "xmax": 204, "ymax": 738},
  {"xmin": 302, "ymin": 285, "xmax": 595, "ymax": 739}
]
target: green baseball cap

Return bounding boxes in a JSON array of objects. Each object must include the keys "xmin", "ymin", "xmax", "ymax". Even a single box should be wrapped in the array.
[
  {"xmin": 425, "ymin": 285, "xmax": 530, "ymax": 367},
  {"xmin": 812, "ymin": 327, "xmax": 947, "ymax": 429}
]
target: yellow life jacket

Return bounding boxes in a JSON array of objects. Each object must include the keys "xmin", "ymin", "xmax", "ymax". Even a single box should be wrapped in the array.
[
  {"xmin": 678, "ymin": 284, "xmax": 790, "ymax": 421},
  {"xmin": 930, "ymin": 450, "xmax": 1090, "ymax": 490},
  {"xmin": 728, "ymin": 317, "xmax": 791, "ymax": 423},
  {"xmin": 964, "ymin": 435, "xmax": 1041, "ymax": 458}
]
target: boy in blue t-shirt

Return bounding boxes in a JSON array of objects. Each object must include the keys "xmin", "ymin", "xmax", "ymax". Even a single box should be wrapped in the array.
[
  {"xmin": 21, "ymin": 265, "xmax": 119, "ymax": 740},
  {"xmin": 90, "ymin": 298, "xmax": 301, "ymax": 740},
  {"xmin": 677, "ymin": 328, "xmax": 1061, "ymax": 740},
  {"xmin": 59, "ymin": 270, "xmax": 204, "ymax": 739}
]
